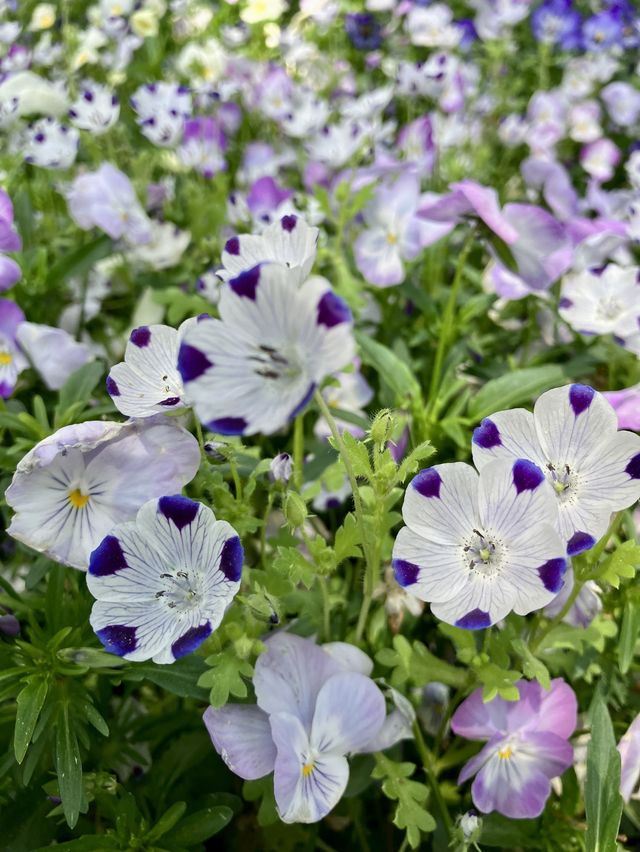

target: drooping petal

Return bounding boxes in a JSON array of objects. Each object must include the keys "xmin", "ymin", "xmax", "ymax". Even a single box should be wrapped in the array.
[
  {"xmin": 310, "ymin": 672, "xmax": 386, "ymax": 755},
  {"xmin": 203, "ymin": 704, "xmax": 276, "ymax": 780}
]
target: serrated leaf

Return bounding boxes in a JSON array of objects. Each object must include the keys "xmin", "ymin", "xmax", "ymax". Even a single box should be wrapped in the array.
[
  {"xmin": 199, "ymin": 652, "xmax": 253, "ymax": 708},
  {"xmin": 585, "ymin": 695, "xmax": 623, "ymax": 852},
  {"xmin": 334, "ymin": 513, "xmax": 362, "ymax": 563},
  {"xmin": 468, "ymin": 366, "xmax": 566, "ymax": 421},
  {"xmin": 14, "ymin": 678, "xmax": 48, "ymax": 763},
  {"xmin": 598, "ymin": 541, "xmax": 640, "ymax": 588}
]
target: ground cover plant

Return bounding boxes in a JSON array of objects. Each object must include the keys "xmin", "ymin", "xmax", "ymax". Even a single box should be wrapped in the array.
[{"xmin": 1, "ymin": 0, "xmax": 640, "ymax": 850}]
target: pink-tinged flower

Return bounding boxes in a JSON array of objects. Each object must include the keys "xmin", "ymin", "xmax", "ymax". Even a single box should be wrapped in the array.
[
  {"xmin": 603, "ymin": 385, "xmax": 640, "ymax": 431},
  {"xmin": 0, "ymin": 189, "xmax": 22, "ymax": 291},
  {"xmin": 580, "ymin": 138, "xmax": 621, "ymax": 183},
  {"xmin": 203, "ymin": 633, "xmax": 410, "ymax": 823},
  {"xmin": 16, "ymin": 322, "xmax": 92, "ymax": 390},
  {"xmin": 246, "ymin": 176, "xmax": 294, "ymax": 229},
  {"xmin": 452, "ymin": 679, "xmax": 577, "ymax": 818},
  {"xmin": 619, "ymin": 714, "xmax": 640, "ymax": 801},
  {"xmin": 417, "ymin": 180, "xmax": 519, "ymax": 244},
  {"xmin": 67, "ymin": 163, "xmax": 152, "ymax": 245},
  {"xmin": 0, "ymin": 299, "xmax": 27, "ymax": 397}
]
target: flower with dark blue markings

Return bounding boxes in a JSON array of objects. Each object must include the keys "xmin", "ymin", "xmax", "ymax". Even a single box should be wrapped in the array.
[
  {"xmin": 177, "ymin": 262, "xmax": 355, "ymax": 436},
  {"xmin": 345, "ymin": 13, "xmax": 383, "ymax": 50},
  {"xmin": 472, "ymin": 385, "xmax": 640, "ymax": 556},
  {"xmin": 87, "ymin": 495, "xmax": 242, "ymax": 664},
  {"xmin": 392, "ymin": 458, "xmax": 566, "ymax": 629}
]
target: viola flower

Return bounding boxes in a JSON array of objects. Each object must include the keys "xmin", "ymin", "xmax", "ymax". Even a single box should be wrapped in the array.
[
  {"xmin": 619, "ymin": 714, "xmax": 640, "ymax": 801},
  {"xmin": 246, "ymin": 176, "xmax": 294, "ymax": 229},
  {"xmin": 130, "ymin": 82, "xmax": 191, "ymax": 147},
  {"xmin": 23, "ymin": 118, "xmax": 79, "ymax": 169},
  {"xmin": 392, "ymin": 459, "xmax": 566, "ymax": 629},
  {"xmin": 0, "ymin": 189, "xmax": 22, "ymax": 291},
  {"xmin": 543, "ymin": 565, "xmax": 602, "ymax": 627},
  {"xmin": 601, "ymin": 82, "xmax": 640, "ymax": 128},
  {"xmin": 69, "ymin": 82, "xmax": 119, "ymax": 135},
  {"xmin": 178, "ymin": 263, "xmax": 355, "ymax": 436},
  {"xmin": 452, "ymin": 679, "xmax": 577, "ymax": 818},
  {"xmin": 345, "ymin": 13, "xmax": 382, "ymax": 50},
  {"xmin": 107, "ymin": 320, "xmax": 198, "ymax": 418},
  {"xmin": 582, "ymin": 10, "xmax": 624, "ymax": 52},
  {"xmin": 204, "ymin": 633, "xmax": 409, "ymax": 823},
  {"xmin": 0, "ymin": 299, "xmax": 27, "ymax": 397},
  {"xmin": 67, "ymin": 163, "xmax": 152, "ymax": 245},
  {"xmin": 16, "ymin": 322, "xmax": 91, "ymax": 389},
  {"xmin": 87, "ymin": 496, "xmax": 242, "ymax": 663},
  {"xmin": 178, "ymin": 117, "xmax": 226, "ymax": 179},
  {"xmin": 472, "ymin": 384, "xmax": 640, "ymax": 556},
  {"xmin": 219, "ymin": 215, "xmax": 319, "ymax": 284},
  {"xmin": 5, "ymin": 418, "xmax": 200, "ymax": 570},
  {"xmin": 580, "ymin": 138, "xmax": 620, "ymax": 182},
  {"xmin": 531, "ymin": 0, "xmax": 582, "ymax": 49}
]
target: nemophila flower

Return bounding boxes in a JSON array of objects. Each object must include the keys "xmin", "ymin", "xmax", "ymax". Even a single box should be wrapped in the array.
[
  {"xmin": 16, "ymin": 322, "xmax": 91, "ymax": 389},
  {"xmin": 619, "ymin": 714, "xmax": 640, "ymax": 801},
  {"xmin": 472, "ymin": 385, "xmax": 640, "ymax": 556},
  {"xmin": 107, "ymin": 320, "xmax": 199, "ymax": 417},
  {"xmin": 5, "ymin": 418, "xmax": 200, "ymax": 570},
  {"xmin": 67, "ymin": 163, "xmax": 152, "ymax": 245},
  {"xmin": 86, "ymin": 495, "xmax": 242, "ymax": 663},
  {"xmin": 127, "ymin": 221, "xmax": 191, "ymax": 270},
  {"xmin": 178, "ymin": 263, "xmax": 355, "ymax": 436},
  {"xmin": 178, "ymin": 117, "xmax": 226, "ymax": 178},
  {"xmin": 392, "ymin": 459, "xmax": 566, "ymax": 629},
  {"xmin": 130, "ymin": 82, "xmax": 191, "ymax": 147},
  {"xmin": 452, "ymin": 679, "xmax": 577, "ymax": 818},
  {"xmin": 543, "ymin": 565, "xmax": 602, "ymax": 627},
  {"xmin": 531, "ymin": 0, "xmax": 582, "ymax": 49},
  {"xmin": 603, "ymin": 385, "xmax": 640, "ymax": 430},
  {"xmin": 0, "ymin": 189, "xmax": 22, "ymax": 291},
  {"xmin": 23, "ymin": 118, "xmax": 79, "ymax": 169},
  {"xmin": 69, "ymin": 82, "xmax": 119, "ymax": 135},
  {"xmin": 270, "ymin": 452, "xmax": 293, "ymax": 484},
  {"xmin": 219, "ymin": 215, "xmax": 318, "ymax": 284},
  {"xmin": 558, "ymin": 264, "xmax": 640, "ymax": 339},
  {"xmin": 345, "ymin": 13, "xmax": 382, "ymax": 50},
  {"xmin": 0, "ymin": 299, "xmax": 27, "ymax": 397},
  {"xmin": 354, "ymin": 175, "xmax": 454, "ymax": 288},
  {"xmin": 204, "ymin": 633, "xmax": 409, "ymax": 823}
]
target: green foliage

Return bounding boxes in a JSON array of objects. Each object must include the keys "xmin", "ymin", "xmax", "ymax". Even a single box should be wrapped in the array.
[
  {"xmin": 372, "ymin": 754, "xmax": 436, "ymax": 849},
  {"xmin": 585, "ymin": 695, "xmax": 623, "ymax": 852}
]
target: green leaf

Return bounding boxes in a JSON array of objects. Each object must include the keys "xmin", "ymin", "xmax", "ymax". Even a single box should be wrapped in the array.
[
  {"xmin": 618, "ymin": 600, "xmax": 640, "ymax": 674},
  {"xmin": 585, "ymin": 695, "xmax": 623, "ymax": 852},
  {"xmin": 597, "ymin": 540, "xmax": 640, "ymax": 588},
  {"xmin": 199, "ymin": 651, "xmax": 253, "ymax": 708},
  {"xmin": 163, "ymin": 805, "xmax": 233, "ymax": 844},
  {"xmin": 475, "ymin": 663, "xmax": 521, "ymax": 702},
  {"xmin": 334, "ymin": 513, "xmax": 362, "ymax": 563},
  {"xmin": 372, "ymin": 754, "xmax": 435, "ymax": 849},
  {"xmin": 55, "ymin": 702, "xmax": 83, "ymax": 829},
  {"xmin": 146, "ymin": 801, "xmax": 187, "ymax": 841},
  {"xmin": 511, "ymin": 639, "xmax": 551, "ymax": 690},
  {"xmin": 57, "ymin": 361, "xmax": 105, "ymax": 414},
  {"xmin": 355, "ymin": 332, "xmax": 421, "ymax": 402},
  {"xmin": 45, "ymin": 234, "xmax": 113, "ymax": 288},
  {"xmin": 14, "ymin": 678, "xmax": 49, "ymax": 763},
  {"xmin": 468, "ymin": 366, "xmax": 566, "ymax": 421},
  {"xmin": 334, "ymin": 430, "xmax": 371, "ymax": 479},
  {"xmin": 243, "ymin": 777, "xmax": 278, "ymax": 826},
  {"xmin": 124, "ymin": 656, "xmax": 209, "ymax": 700}
]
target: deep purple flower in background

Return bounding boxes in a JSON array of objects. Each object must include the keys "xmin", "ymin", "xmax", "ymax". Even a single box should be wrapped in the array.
[
  {"xmin": 345, "ymin": 13, "xmax": 383, "ymax": 50},
  {"xmin": 452, "ymin": 679, "xmax": 577, "ymax": 818},
  {"xmin": 582, "ymin": 9, "xmax": 624, "ymax": 51},
  {"xmin": 0, "ymin": 189, "xmax": 22, "ymax": 291},
  {"xmin": 531, "ymin": 0, "xmax": 582, "ymax": 49}
]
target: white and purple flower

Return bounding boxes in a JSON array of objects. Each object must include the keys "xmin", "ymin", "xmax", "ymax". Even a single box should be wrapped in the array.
[
  {"xmin": 178, "ymin": 263, "xmax": 354, "ymax": 436},
  {"xmin": 87, "ymin": 495, "xmax": 242, "ymax": 663},
  {"xmin": 392, "ymin": 458, "xmax": 566, "ymax": 628},
  {"xmin": 130, "ymin": 82, "xmax": 191, "ymax": 147},
  {"xmin": 69, "ymin": 82, "xmax": 119, "ymax": 135},
  {"xmin": 23, "ymin": 117, "xmax": 78, "ymax": 169},
  {"xmin": 472, "ymin": 385, "xmax": 640, "ymax": 556}
]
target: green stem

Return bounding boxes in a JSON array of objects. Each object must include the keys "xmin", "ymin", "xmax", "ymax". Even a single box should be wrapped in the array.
[
  {"xmin": 260, "ymin": 493, "xmax": 274, "ymax": 567},
  {"xmin": 321, "ymin": 577, "xmax": 331, "ymax": 641},
  {"xmin": 412, "ymin": 720, "xmax": 453, "ymax": 840},
  {"xmin": 314, "ymin": 389, "xmax": 376, "ymax": 643},
  {"xmin": 292, "ymin": 413, "xmax": 305, "ymax": 491},
  {"xmin": 229, "ymin": 457, "xmax": 243, "ymax": 501},
  {"xmin": 425, "ymin": 233, "xmax": 474, "ymax": 424}
]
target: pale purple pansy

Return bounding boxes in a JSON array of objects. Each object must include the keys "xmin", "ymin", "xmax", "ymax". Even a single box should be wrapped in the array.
[
  {"xmin": 619, "ymin": 714, "xmax": 640, "ymax": 802},
  {"xmin": 204, "ymin": 633, "xmax": 410, "ymax": 823},
  {"xmin": 472, "ymin": 385, "xmax": 640, "ymax": 556},
  {"xmin": 16, "ymin": 321, "xmax": 92, "ymax": 390},
  {"xmin": 87, "ymin": 495, "xmax": 242, "ymax": 663},
  {"xmin": 417, "ymin": 179, "xmax": 519, "ymax": 244},
  {"xmin": 178, "ymin": 263, "xmax": 355, "ymax": 436},
  {"xmin": 4, "ymin": 417, "xmax": 200, "ymax": 570},
  {"xmin": 452, "ymin": 679, "xmax": 577, "ymax": 818},
  {"xmin": 0, "ymin": 188, "xmax": 22, "ymax": 291},
  {"xmin": 0, "ymin": 298, "xmax": 27, "ymax": 397}
]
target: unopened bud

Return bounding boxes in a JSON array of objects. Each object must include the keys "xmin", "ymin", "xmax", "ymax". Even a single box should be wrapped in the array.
[
  {"xmin": 460, "ymin": 811, "xmax": 481, "ymax": 841},
  {"xmin": 370, "ymin": 409, "xmax": 394, "ymax": 446},
  {"xmin": 204, "ymin": 441, "xmax": 228, "ymax": 461},
  {"xmin": 0, "ymin": 614, "xmax": 19, "ymax": 637},
  {"xmin": 284, "ymin": 491, "xmax": 308, "ymax": 529},
  {"xmin": 270, "ymin": 452, "xmax": 293, "ymax": 484}
]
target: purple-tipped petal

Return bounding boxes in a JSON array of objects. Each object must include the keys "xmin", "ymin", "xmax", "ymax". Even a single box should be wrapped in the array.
[
  {"xmin": 177, "ymin": 343, "xmax": 212, "ymax": 383},
  {"xmin": 317, "ymin": 291, "xmax": 352, "ymax": 328},
  {"xmin": 393, "ymin": 558, "xmax": 420, "ymax": 587},
  {"xmin": 412, "ymin": 468, "xmax": 442, "ymax": 498},
  {"xmin": 172, "ymin": 622, "xmax": 212, "ymax": 659},
  {"xmin": 130, "ymin": 326, "xmax": 151, "ymax": 347},
  {"xmin": 456, "ymin": 608, "xmax": 491, "ymax": 630},
  {"xmin": 281, "ymin": 214, "xmax": 297, "ymax": 232},
  {"xmin": 158, "ymin": 495, "xmax": 199, "ymax": 530},
  {"xmin": 473, "ymin": 418, "xmax": 501, "ymax": 449},
  {"xmin": 219, "ymin": 535, "xmax": 243, "ymax": 581},
  {"xmin": 538, "ymin": 558, "xmax": 567, "ymax": 593},
  {"xmin": 229, "ymin": 266, "xmax": 260, "ymax": 300},
  {"xmin": 225, "ymin": 236, "xmax": 240, "ymax": 255},
  {"xmin": 207, "ymin": 416, "xmax": 247, "ymax": 435},
  {"xmin": 626, "ymin": 453, "xmax": 640, "ymax": 479},
  {"xmin": 89, "ymin": 535, "xmax": 128, "ymax": 577},
  {"xmin": 567, "ymin": 531, "xmax": 596, "ymax": 556},
  {"xmin": 512, "ymin": 459, "xmax": 544, "ymax": 493},
  {"xmin": 96, "ymin": 624, "xmax": 137, "ymax": 656},
  {"xmin": 106, "ymin": 375, "xmax": 120, "ymax": 396},
  {"xmin": 569, "ymin": 384, "xmax": 595, "ymax": 416}
]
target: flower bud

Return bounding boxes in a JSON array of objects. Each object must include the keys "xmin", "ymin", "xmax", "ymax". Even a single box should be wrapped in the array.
[
  {"xmin": 284, "ymin": 491, "xmax": 308, "ymax": 529},
  {"xmin": 0, "ymin": 613, "xmax": 19, "ymax": 637},
  {"xmin": 370, "ymin": 409, "xmax": 394, "ymax": 446},
  {"xmin": 270, "ymin": 452, "xmax": 293, "ymax": 484}
]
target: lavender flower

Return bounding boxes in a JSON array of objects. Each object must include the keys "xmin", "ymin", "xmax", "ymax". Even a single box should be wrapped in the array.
[
  {"xmin": 0, "ymin": 298, "xmax": 27, "ymax": 397},
  {"xmin": 0, "ymin": 190, "xmax": 22, "ymax": 291},
  {"xmin": 178, "ymin": 117, "xmax": 226, "ymax": 179}
]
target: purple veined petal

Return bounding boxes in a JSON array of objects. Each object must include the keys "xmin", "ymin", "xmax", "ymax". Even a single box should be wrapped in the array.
[
  {"xmin": 270, "ymin": 711, "xmax": 349, "ymax": 824},
  {"xmin": 516, "ymin": 678, "xmax": 578, "ymax": 739},
  {"xmin": 452, "ymin": 689, "xmax": 512, "ymax": 741},
  {"xmin": 90, "ymin": 599, "xmax": 178, "ymax": 662},
  {"xmin": 356, "ymin": 707, "xmax": 413, "ymax": 754},
  {"xmin": 458, "ymin": 734, "xmax": 503, "ymax": 783},
  {"xmin": 514, "ymin": 730, "xmax": 574, "ymax": 779},
  {"xmin": 471, "ymin": 746, "xmax": 554, "ymax": 819},
  {"xmin": 310, "ymin": 672, "xmax": 386, "ymax": 755},
  {"xmin": 401, "ymin": 462, "xmax": 479, "ymax": 545},
  {"xmin": 204, "ymin": 704, "xmax": 277, "ymax": 781},
  {"xmin": 253, "ymin": 633, "xmax": 342, "ymax": 730}
]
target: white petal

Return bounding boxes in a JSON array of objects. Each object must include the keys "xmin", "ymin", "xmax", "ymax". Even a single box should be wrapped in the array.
[
  {"xmin": 472, "ymin": 408, "xmax": 544, "ymax": 470},
  {"xmin": 401, "ymin": 463, "xmax": 479, "ymax": 544}
]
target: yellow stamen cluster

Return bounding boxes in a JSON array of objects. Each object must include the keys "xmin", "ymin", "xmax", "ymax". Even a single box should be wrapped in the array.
[
  {"xmin": 498, "ymin": 745, "xmax": 513, "ymax": 760},
  {"xmin": 68, "ymin": 489, "xmax": 90, "ymax": 509},
  {"xmin": 302, "ymin": 762, "xmax": 314, "ymax": 777}
]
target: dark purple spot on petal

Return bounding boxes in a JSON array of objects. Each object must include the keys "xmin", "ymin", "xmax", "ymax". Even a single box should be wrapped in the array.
[
  {"xmin": 158, "ymin": 495, "xmax": 199, "ymax": 529},
  {"xmin": 473, "ymin": 418, "xmax": 501, "ymax": 449},
  {"xmin": 197, "ymin": 312, "xmax": 211, "ymax": 321},
  {"xmin": 89, "ymin": 535, "xmax": 128, "ymax": 576},
  {"xmin": 130, "ymin": 326, "xmax": 151, "ymax": 347},
  {"xmin": 412, "ymin": 468, "xmax": 442, "ymax": 499},
  {"xmin": 281, "ymin": 214, "xmax": 297, "ymax": 232},
  {"xmin": 393, "ymin": 558, "xmax": 420, "ymax": 587},
  {"xmin": 159, "ymin": 396, "xmax": 181, "ymax": 406},
  {"xmin": 224, "ymin": 236, "xmax": 240, "ymax": 255},
  {"xmin": 455, "ymin": 608, "xmax": 491, "ymax": 630},
  {"xmin": 219, "ymin": 535, "xmax": 243, "ymax": 581},
  {"xmin": 538, "ymin": 558, "xmax": 566, "ymax": 592},
  {"xmin": 289, "ymin": 383, "xmax": 315, "ymax": 420},
  {"xmin": 559, "ymin": 297, "xmax": 573, "ymax": 309},
  {"xmin": 83, "ymin": 90, "xmax": 94, "ymax": 102},
  {"xmin": 96, "ymin": 624, "xmax": 137, "ymax": 656},
  {"xmin": 567, "ymin": 530, "xmax": 596, "ymax": 556},
  {"xmin": 106, "ymin": 375, "xmax": 120, "ymax": 396},
  {"xmin": 326, "ymin": 497, "xmax": 341, "ymax": 509},
  {"xmin": 177, "ymin": 343, "xmax": 212, "ymax": 383},
  {"xmin": 171, "ymin": 622, "xmax": 212, "ymax": 659},
  {"xmin": 512, "ymin": 459, "xmax": 544, "ymax": 493},
  {"xmin": 569, "ymin": 384, "xmax": 595, "ymax": 416},
  {"xmin": 229, "ymin": 266, "xmax": 260, "ymax": 300},
  {"xmin": 317, "ymin": 291, "xmax": 352, "ymax": 328},
  {"xmin": 206, "ymin": 416, "xmax": 247, "ymax": 435},
  {"xmin": 626, "ymin": 453, "xmax": 640, "ymax": 479}
]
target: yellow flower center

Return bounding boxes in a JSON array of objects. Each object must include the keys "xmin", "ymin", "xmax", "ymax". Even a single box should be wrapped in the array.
[
  {"xmin": 498, "ymin": 745, "xmax": 513, "ymax": 760},
  {"xmin": 0, "ymin": 351, "xmax": 12, "ymax": 366},
  {"xmin": 68, "ymin": 489, "xmax": 90, "ymax": 509},
  {"xmin": 302, "ymin": 762, "xmax": 314, "ymax": 777},
  {"xmin": 387, "ymin": 232, "xmax": 398, "ymax": 245}
]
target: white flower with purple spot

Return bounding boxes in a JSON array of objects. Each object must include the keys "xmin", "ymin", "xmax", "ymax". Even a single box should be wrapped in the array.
[
  {"xmin": 5, "ymin": 417, "xmax": 200, "ymax": 570},
  {"xmin": 87, "ymin": 495, "xmax": 242, "ymax": 664},
  {"xmin": 472, "ymin": 384, "xmax": 640, "ymax": 556},
  {"xmin": 23, "ymin": 117, "xmax": 78, "ymax": 169},
  {"xmin": 69, "ymin": 82, "xmax": 119, "ymax": 135},
  {"xmin": 177, "ymin": 117, "xmax": 226, "ymax": 178},
  {"xmin": 392, "ymin": 459, "xmax": 567, "ymax": 629},
  {"xmin": 559, "ymin": 264, "xmax": 640, "ymax": 341},
  {"xmin": 178, "ymin": 263, "xmax": 355, "ymax": 436},
  {"xmin": 219, "ymin": 215, "xmax": 319, "ymax": 285},
  {"xmin": 107, "ymin": 320, "xmax": 202, "ymax": 418},
  {"xmin": 131, "ymin": 82, "xmax": 191, "ymax": 147}
]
